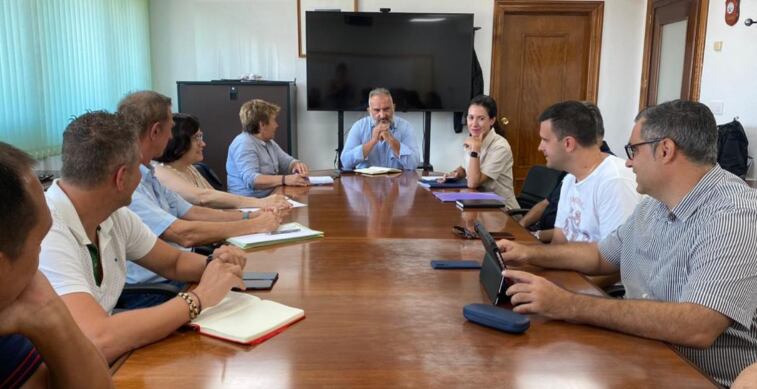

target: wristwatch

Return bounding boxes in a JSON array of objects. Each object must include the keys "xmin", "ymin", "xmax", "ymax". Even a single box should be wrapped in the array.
[{"xmin": 469, "ymin": 151, "xmax": 479, "ymax": 158}]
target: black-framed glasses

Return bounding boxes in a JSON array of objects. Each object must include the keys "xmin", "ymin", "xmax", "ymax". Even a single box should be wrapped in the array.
[{"xmin": 624, "ymin": 138, "xmax": 664, "ymax": 160}]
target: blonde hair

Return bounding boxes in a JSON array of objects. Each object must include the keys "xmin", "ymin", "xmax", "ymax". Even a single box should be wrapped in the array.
[{"xmin": 239, "ymin": 99, "xmax": 281, "ymax": 134}]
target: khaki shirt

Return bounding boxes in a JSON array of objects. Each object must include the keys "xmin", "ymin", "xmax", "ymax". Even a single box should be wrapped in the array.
[{"xmin": 464, "ymin": 129, "xmax": 519, "ymax": 209}]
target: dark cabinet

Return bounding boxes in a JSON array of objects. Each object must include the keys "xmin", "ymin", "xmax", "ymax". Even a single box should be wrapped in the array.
[{"xmin": 177, "ymin": 81, "xmax": 297, "ymax": 189}]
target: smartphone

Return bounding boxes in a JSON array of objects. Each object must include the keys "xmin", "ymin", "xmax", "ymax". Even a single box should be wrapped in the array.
[
  {"xmin": 232, "ymin": 279, "xmax": 275, "ymax": 291},
  {"xmin": 243, "ymin": 272, "xmax": 279, "ymax": 281},
  {"xmin": 430, "ymin": 260, "xmax": 482, "ymax": 269}
]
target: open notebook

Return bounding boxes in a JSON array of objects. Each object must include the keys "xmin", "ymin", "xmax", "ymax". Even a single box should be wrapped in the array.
[
  {"xmin": 189, "ymin": 292, "xmax": 305, "ymax": 345},
  {"xmin": 354, "ymin": 166, "xmax": 402, "ymax": 175},
  {"xmin": 226, "ymin": 222, "xmax": 324, "ymax": 249}
]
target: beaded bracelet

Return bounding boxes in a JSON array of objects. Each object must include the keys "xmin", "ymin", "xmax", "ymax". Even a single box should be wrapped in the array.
[{"xmin": 178, "ymin": 292, "xmax": 201, "ymax": 320}]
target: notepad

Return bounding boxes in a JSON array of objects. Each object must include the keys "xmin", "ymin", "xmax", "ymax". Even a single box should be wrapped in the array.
[
  {"xmin": 433, "ymin": 192, "xmax": 505, "ymax": 202},
  {"xmin": 226, "ymin": 222, "xmax": 324, "ymax": 249},
  {"xmin": 189, "ymin": 292, "xmax": 305, "ymax": 345},
  {"xmin": 354, "ymin": 166, "xmax": 402, "ymax": 175},
  {"xmin": 239, "ymin": 199, "xmax": 307, "ymax": 213},
  {"xmin": 307, "ymin": 176, "xmax": 334, "ymax": 185}
]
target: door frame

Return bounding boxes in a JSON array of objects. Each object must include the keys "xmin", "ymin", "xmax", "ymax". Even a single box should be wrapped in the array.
[
  {"xmin": 638, "ymin": 0, "xmax": 709, "ymax": 108},
  {"xmin": 491, "ymin": 1, "xmax": 604, "ymax": 105}
]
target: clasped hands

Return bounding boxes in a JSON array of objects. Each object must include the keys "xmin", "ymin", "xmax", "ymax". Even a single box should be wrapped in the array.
[{"xmin": 371, "ymin": 121, "xmax": 396, "ymax": 143}]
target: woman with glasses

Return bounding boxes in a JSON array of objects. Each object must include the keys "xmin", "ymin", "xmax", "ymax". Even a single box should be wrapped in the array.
[
  {"xmin": 442, "ymin": 95, "xmax": 520, "ymax": 210},
  {"xmin": 154, "ymin": 113, "xmax": 291, "ymax": 209}
]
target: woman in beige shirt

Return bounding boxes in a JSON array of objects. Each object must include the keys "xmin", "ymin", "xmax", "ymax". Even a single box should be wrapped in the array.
[
  {"xmin": 154, "ymin": 113, "xmax": 290, "ymax": 209},
  {"xmin": 443, "ymin": 95, "xmax": 519, "ymax": 210}
]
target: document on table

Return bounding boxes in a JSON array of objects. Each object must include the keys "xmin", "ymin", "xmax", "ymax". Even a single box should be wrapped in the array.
[
  {"xmin": 240, "ymin": 199, "xmax": 306, "ymax": 213},
  {"xmin": 307, "ymin": 176, "xmax": 334, "ymax": 185}
]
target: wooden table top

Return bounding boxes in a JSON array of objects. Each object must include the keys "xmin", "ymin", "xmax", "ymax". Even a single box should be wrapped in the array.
[{"xmin": 113, "ymin": 171, "xmax": 716, "ymax": 388}]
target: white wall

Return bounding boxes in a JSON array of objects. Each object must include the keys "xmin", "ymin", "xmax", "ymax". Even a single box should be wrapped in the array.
[
  {"xmin": 149, "ymin": 0, "xmax": 647, "ymax": 172},
  {"xmin": 700, "ymin": 0, "xmax": 757, "ymax": 179}
]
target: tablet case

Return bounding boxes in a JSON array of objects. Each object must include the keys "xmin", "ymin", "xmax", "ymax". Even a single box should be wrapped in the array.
[
  {"xmin": 463, "ymin": 303, "xmax": 530, "ymax": 334},
  {"xmin": 474, "ymin": 221, "xmax": 511, "ymax": 304},
  {"xmin": 430, "ymin": 260, "xmax": 482, "ymax": 269}
]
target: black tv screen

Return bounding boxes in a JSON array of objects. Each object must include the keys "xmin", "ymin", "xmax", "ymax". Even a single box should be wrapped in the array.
[{"xmin": 306, "ymin": 12, "xmax": 473, "ymax": 112}]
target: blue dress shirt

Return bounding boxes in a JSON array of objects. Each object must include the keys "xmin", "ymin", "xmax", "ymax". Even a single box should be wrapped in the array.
[
  {"xmin": 127, "ymin": 163, "xmax": 193, "ymax": 284},
  {"xmin": 227, "ymin": 132, "xmax": 295, "ymax": 197},
  {"xmin": 340, "ymin": 116, "xmax": 420, "ymax": 170}
]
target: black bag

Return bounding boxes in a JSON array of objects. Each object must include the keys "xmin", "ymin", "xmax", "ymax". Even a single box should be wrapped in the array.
[{"xmin": 717, "ymin": 119, "xmax": 749, "ymax": 178}]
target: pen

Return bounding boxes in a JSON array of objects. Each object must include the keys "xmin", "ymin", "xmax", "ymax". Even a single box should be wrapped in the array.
[{"xmin": 269, "ymin": 228, "xmax": 301, "ymax": 235}]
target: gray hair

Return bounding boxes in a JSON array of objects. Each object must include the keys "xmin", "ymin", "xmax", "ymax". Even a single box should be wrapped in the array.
[
  {"xmin": 634, "ymin": 100, "xmax": 717, "ymax": 165},
  {"xmin": 368, "ymin": 87, "xmax": 392, "ymax": 101},
  {"xmin": 61, "ymin": 111, "xmax": 141, "ymax": 188},
  {"xmin": 117, "ymin": 90, "xmax": 172, "ymax": 138}
]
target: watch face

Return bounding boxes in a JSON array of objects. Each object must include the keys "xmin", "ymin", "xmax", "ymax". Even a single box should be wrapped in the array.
[{"xmin": 727, "ymin": 2, "xmax": 735, "ymax": 14}]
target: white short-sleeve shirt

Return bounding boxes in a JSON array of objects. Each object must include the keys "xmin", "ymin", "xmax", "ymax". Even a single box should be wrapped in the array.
[
  {"xmin": 39, "ymin": 180, "xmax": 157, "ymax": 313},
  {"xmin": 555, "ymin": 155, "xmax": 640, "ymax": 242}
]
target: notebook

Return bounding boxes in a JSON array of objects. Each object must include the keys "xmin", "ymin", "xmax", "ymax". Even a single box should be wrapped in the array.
[
  {"xmin": 226, "ymin": 222, "xmax": 324, "ymax": 249},
  {"xmin": 307, "ymin": 176, "xmax": 334, "ymax": 185},
  {"xmin": 189, "ymin": 292, "xmax": 305, "ymax": 345},
  {"xmin": 418, "ymin": 178, "xmax": 469, "ymax": 189},
  {"xmin": 354, "ymin": 166, "xmax": 402, "ymax": 175},
  {"xmin": 433, "ymin": 192, "xmax": 505, "ymax": 203},
  {"xmin": 455, "ymin": 199, "xmax": 506, "ymax": 209}
]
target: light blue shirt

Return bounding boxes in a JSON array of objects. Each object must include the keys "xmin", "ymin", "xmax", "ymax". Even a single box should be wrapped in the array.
[
  {"xmin": 227, "ymin": 132, "xmax": 295, "ymax": 197},
  {"xmin": 340, "ymin": 116, "xmax": 420, "ymax": 170},
  {"xmin": 127, "ymin": 163, "xmax": 193, "ymax": 284}
]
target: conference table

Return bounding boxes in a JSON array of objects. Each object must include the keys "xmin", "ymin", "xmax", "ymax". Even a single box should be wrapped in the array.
[{"xmin": 113, "ymin": 171, "xmax": 717, "ymax": 388}]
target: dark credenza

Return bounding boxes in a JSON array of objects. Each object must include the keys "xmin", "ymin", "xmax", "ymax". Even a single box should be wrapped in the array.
[{"xmin": 177, "ymin": 81, "xmax": 297, "ymax": 189}]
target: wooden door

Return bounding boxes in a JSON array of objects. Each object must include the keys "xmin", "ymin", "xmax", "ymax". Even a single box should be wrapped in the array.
[
  {"xmin": 490, "ymin": 1, "xmax": 603, "ymax": 192},
  {"xmin": 639, "ymin": 0, "xmax": 708, "ymax": 109}
]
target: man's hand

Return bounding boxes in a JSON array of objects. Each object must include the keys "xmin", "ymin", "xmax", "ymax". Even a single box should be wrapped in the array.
[
  {"xmin": 261, "ymin": 194, "xmax": 292, "ymax": 210},
  {"xmin": 249, "ymin": 210, "xmax": 281, "ymax": 233},
  {"xmin": 464, "ymin": 133, "xmax": 483, "ymax": 153},
  {"xmin": 211, "ymin": 245, "xmax": 247, "ymax": 269},
  {"xmin": 0, "ymin": 272, "xmax": 66, "ymax": 337},
  {"xmin": 503, "ymin": 269, "xmax": 576, "ymax": 319},
  {"xmin": 284, "ymin": 173, "xmax": 310, "ymax": 187},
  {"xmin": 291, "ymin": 161, "xmax": 310, "ymax": 176},
  {"xmin": 497, "ymin": 239, "xmax": 534, "ymax": 266},
  {"xmin": 193, "ymin": 260, "xmax": 244, "ymax": 309}
]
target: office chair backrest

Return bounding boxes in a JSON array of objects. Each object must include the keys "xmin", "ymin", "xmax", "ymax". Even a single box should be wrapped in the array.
[
  {"xmin": 517, "ymin": 165, "xmax": 564, "ymax": 209},
  {"xmin": 194, "ymin": 162, "xmax": 225, "ymax": 191}
]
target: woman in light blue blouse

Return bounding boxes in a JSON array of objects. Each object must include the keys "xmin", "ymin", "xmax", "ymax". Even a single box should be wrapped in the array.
[{"xmin": 226, "ymin": 99, "xmax": 310, "ymax": 197}]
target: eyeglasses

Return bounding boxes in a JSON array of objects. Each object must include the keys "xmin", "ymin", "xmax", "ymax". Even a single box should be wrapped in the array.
[
  {"xmin": 192, "ymin": 133, "xmax": 204, "ymax": 142},
  {"xmin": 624, "ymin": 138, "xmax": 664, "ymax": 160}
]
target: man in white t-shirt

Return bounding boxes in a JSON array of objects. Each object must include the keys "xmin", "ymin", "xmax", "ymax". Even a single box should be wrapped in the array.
[
  {"xmin": 537, "ymin": 101, "xmax": 640, "ymax": 243},
  {"xmin": 38, "ymin": 111, "xmax": 248, "ymax": 363}
]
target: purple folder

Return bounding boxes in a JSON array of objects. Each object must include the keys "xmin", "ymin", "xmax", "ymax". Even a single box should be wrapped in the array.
[{"xmin": 433, "ymin": 192, "xmax": 505, "ymax": 202}]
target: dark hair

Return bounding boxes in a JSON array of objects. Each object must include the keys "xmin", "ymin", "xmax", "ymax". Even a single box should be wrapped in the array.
[
  {"xmin": 156, "ymin": 113, "xmax": 201, "ymax": 163},
  {"xmin": 635, "ymin": 100, "xmax": 717, "ymax": 165},
  {"xmin": 117, "ymin": 90, "xmax": 172, "ymax": 138},
  {"xmin": 468, "ymin": 95, "xmax": 505, "ymax": 137},
  {"xmin": 62, "ymin": 111, "xmax": 141, "ymax": 188},
  {"xmin": 239, "ymin": 99, "xmax": 280, "ymax": 134},
  {"xmin": 582, "ymin": 101, "xmax": 605, "ymax": 138},
  {"xmin": 0, "ymin": 142, "xmax": 38, "ymax": 259},
  {"xmin": 538, "ymin": 101, "xmax": 599, "ymax": 147}
]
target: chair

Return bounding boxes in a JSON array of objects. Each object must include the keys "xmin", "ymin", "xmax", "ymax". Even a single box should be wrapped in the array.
[
  {"xmin": 194, "ymin": 162, "xmax": 224, "ymax": 191},
  {"xmin": 507, "ymin": 165, "xmax": 564, "ymax": 216}
]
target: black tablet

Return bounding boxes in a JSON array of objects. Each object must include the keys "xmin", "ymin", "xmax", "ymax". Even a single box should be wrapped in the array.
[{"xmin": 474, "ymin": 221, "xmax": 511, "ymax": 305}]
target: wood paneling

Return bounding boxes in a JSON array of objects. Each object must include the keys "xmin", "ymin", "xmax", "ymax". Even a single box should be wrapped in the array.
[
  {"xmin": 112, "ymin": 172, "xmax": 715, "ymax": 388},
  {"xmin": 639, "ymin": 0, "xmax": 709, "ymax": 109},
  {"xmin": 491, "ymin": 1, "xmax": 603, "ymax": 192}
]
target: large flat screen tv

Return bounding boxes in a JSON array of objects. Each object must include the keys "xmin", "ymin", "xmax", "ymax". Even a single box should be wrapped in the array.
[{"xmin": 306, "ymin": 12, "xmax": 473, "ymax": 112}]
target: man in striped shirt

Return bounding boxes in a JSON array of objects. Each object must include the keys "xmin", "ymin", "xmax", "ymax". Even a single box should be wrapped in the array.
[
  {"xmin": 0, "ymin": 142, "xmax": 111, "ymax": 388},
  {"xmin": 497, "ymin": 100, "xmax": 757, "ymax": 386}
]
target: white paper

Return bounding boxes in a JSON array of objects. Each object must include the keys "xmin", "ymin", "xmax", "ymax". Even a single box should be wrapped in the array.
[
  {"xmin": 227, "ymin": 222, "xmax": 322, "ymax": 247},
  {"xmin": 307, "ymin": 176, "xmax": 334, "ymax": 185},
  {"xmin": 240, "ymin": 199, "xmax": 306, "ymax": 213}
]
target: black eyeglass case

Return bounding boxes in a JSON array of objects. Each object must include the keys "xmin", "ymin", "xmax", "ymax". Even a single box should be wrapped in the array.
[{"xmin": 463, "ymin": 303, "xmax": 530, "ymax": 334}]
